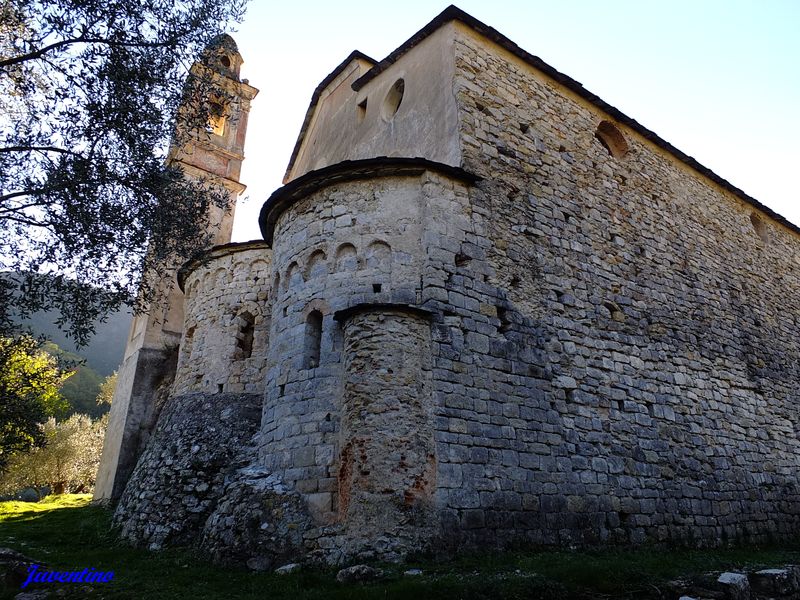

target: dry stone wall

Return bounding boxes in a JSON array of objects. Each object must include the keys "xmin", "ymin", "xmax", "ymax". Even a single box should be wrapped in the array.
[
  {"xmin": 113, "ymin": 392, "xmax": 262, "ymax": 549},
  {"xmin": 175, "ymin": 242, "xmax": 272, "ymax": 395}
]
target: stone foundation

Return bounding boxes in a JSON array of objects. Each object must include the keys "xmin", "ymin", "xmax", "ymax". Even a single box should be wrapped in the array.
[
  {"xmin": 113, "ymin": 392, "xmax": 262, "ymax": 549},
  {"xmin": 200, "ymin": 467, "xmax": 314, "ymax": 570}
]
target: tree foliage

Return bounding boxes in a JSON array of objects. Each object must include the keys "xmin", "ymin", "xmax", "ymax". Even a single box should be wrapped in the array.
[
  {"xmin": 0, "ymin": 0, "xmax": 247, "ymax": 344},
  {"xmin": 0, "ymin": 413, "xmax": 107, "ymax": 496},
  {"xmin": 0, "ymin": 335, "xmax": 69, "ymax": 470},
  {"xmin": 41, "ymin": 341, "xmax": 107, "ymax": 417},
  {"xmin": 96, "ymin": 371, "xmax": 117, "ymax": 406}
]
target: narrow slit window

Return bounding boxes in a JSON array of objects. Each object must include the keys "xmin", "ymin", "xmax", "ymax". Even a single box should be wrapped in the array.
[
  {"xmin": 357, "ymin": 98, "xmax": 367, "ymax": 123},
  {"xmin": 183, "ymin": 325, "xmax": 196, "ymax": 361},
  {"xmin": 304, "ymin": 310, "xmax": 323, "ymax": 369},
  {"xmin": 750, "ymin": 212, "xmax": 769, "ymax": 243},
  {"xmin": 236, "ymin": 311, "xmax": 255, "ymax": 359}
]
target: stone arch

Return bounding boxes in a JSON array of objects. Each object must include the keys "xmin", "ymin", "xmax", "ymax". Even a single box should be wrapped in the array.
[
  {"xmin": 242, "ymin": 259, "xmax": 270, "ymax": 293},
  {"xmin": 300, "ymin": 299, "xmax": 330, "ymax": 371},
  {"xmin": 305, "ymin": 249, "xmax": 328, "ymax": 279},
  {"xmin": 240, "ymin": 299, "xmax": 270, "ymax": 360},
  {"xmin": 214, "ymin": 267, "xmax": 231, "ymax": 289},
  {"xmin": 286, "ymin": 261, "xmax": 303, "ymax": 289},
  {"xmin": 334, "ymin": 243, "xmax": 358, "ymax": 272},
  {"xmin": 251, "ymin": 260, "xmax": 270, "ymax": 277},
  {"xmin": 185, "ymin": 278, "xmax": 197, "ymax": 299},
  {"xmin": 365, "ymin": 240, "xmax": 392, "ymax": 272},
  {"xmin": 595, "ymin": 120, "xmax": 628, "ymax": 158},
  {"xmin": 201, "ymin": 271, "xmax": 214, "ymax": 293},
  {"xmin": 206, "ymin": 94, "xmax": 228, "ymax": 137}
]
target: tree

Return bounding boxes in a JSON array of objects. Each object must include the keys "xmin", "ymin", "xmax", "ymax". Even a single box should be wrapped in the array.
[
  {"xmin": 41, "ymin": 341, "xmax": 107, "ymax": 418},
  {"xmin": 0, "ymin": 335, "xmax": 70, "ymax": 471},
  {"xmin": 0, "ymin": 413, "xmax": 108, "ymax": 496},
  {"xmin": 0, "ymin": 0, "xmax": 247, "ymax": 345},
  {"xmin": 96, "ymin": 371, "xmax": 117, "ymax": 406}
]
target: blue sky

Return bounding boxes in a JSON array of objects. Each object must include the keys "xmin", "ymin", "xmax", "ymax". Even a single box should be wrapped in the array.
[{"xmin": 230, "ymin": 1, "xmax": 800, "ymax": 241}]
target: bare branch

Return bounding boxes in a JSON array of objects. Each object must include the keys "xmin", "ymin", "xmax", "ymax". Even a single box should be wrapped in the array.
[
  {"xmin": 0, "ymin": 185, "xmax": 70, "ymax": 204},
  {"xmin": 1, "ymin": 214, "xmax": 52, "ymax": 228},
  {"xmin": 0, "ymin": 200, "xmax": 51, "ymax": 215},
  {"xmin": 0, "ymin": 146, "xmax": 82, "ymax": 157},
  {"xmin": 0, "ymin": 34, "xmax": 189, "ymax": 69}
]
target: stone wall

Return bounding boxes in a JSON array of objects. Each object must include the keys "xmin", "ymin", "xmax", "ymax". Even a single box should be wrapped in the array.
[
  {"xmin": 112, "ymin": 12, "xmax": 800, "ymax": 566},
  {"xmin": 113, "ymin": 392, "xmax": 262, "ymax": 549},
  {"xmin": 413, "ymin": 24, "xmax": 800, "ymax": 548},
  {"xmin": 175, "ymin": 241, "xmax": 272, "ymax": 395},
  {"xmin": 337, "ymin": 307, "xmax": 437, "ymax": 556},
  {"xmin": 286, "ymin": 24, "xmax": 460, "ymax": 180},
  {"xmin": 259, "ymin": 173, "xmax": 432, "ymax": 522}
]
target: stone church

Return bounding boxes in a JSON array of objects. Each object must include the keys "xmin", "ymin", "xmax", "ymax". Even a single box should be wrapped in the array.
[{"xmin": 96, "ymin": 6, "xmax": 800, "ymax": 567}]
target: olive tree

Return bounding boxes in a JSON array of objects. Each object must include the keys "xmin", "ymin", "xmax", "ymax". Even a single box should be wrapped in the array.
[
  {"xmin": 0, "ymin": 335, "xmax": 69, "ymax": 470},
  {"xmin": 0, "ymin": 0, "xmax": 248, "ymax": 344},
  {"xmin": 0, "ymin": 413, "xmax": 108, "ymax": 496}
]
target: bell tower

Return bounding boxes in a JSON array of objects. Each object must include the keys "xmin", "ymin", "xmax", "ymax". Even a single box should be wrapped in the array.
[
  {"xmin": 169, "ymin": 34, "xmax": 258, "ymax": 244},
  {"xmin": 94, "ymin": 36, "xmax": 258, "ymax": 502}
]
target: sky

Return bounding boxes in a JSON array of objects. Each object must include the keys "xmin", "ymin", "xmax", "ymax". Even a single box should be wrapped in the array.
[{"xmin": 228, "ymin": 1, "xmax": 800, "ymax": 242}]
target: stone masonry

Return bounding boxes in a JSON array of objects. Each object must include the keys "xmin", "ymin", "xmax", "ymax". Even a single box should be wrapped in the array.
[
  {"xmin": 107, "ymin": 6, "xmax": 800, "ymax": 567},
  {"xmin": 95, "ymin": 35, "xmax": 258, "ymax": 502},
  {"xmin": 175, "ymin": 241, "xmax": 272, "ymax": 396}
]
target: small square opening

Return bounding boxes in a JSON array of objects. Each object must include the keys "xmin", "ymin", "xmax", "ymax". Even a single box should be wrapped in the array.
[
  {"xmin": 357, "ymin": 98, "xmax": 367, "ymax": 123},
  {"xmin": 372, "ymin": 283, "xmax": 382, "ymax": 293}
]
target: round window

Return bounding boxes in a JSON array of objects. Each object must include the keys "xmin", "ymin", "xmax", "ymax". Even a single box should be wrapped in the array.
[{"xmin": 381, "ymin": 78, "xmax": 405, "ymax": 120}]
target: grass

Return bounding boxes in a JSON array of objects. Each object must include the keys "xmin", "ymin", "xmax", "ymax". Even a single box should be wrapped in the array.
[{"xmin": 1, "ymin": 495, "xmax": 799, "ymax": 599}]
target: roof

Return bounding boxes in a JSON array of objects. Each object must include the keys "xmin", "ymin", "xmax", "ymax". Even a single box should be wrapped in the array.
[
  {"xmin": 262, "ymin": 157, "xmax": 479, "ymax": 246},
  {"xmin": 204, "ymin": 34, "xmax": 239, "ymax": 55},
  {"xmin": 333, "ymin": 303, "xmax": 434, "ymax": 323},
  {"xmin": 285, "ymin": 5, "xmax": 798, "ymax": 237},
  {"xmin": 282, "ymin": 50, "xmax": 376, "ymax": 183},
  {"xmin": 177, "ymin": 240, "xmax": 269, "ymax": 291}
]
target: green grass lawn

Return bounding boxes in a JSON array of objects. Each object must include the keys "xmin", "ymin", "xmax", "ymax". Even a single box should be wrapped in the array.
[{"xmin": 1, "ymin": 494, "xmax": 799, "ymax": 599}]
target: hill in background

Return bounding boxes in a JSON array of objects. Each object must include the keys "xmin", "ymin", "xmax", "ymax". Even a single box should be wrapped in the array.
[
  {"xmin": 14, "ymin": 306, "xmax": 132, "ymax": 377},
  {"xmin": 4, "ymin": 271, "xmax": 133, "ymax": 416},
  {"xmin": 15, "ymin": 308, "xmax": 132, "ymax": 417}
]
